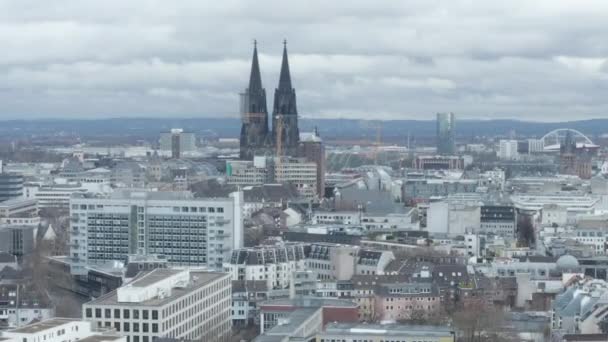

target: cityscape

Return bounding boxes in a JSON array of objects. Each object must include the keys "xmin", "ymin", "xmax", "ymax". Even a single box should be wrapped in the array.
[{"xmin": 2, "ymin": 2, "xmax": 608, "ymax": 342}]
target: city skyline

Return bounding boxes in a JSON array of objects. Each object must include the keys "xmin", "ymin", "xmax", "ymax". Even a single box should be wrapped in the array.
[{"xmin": 0, "ymin": 1, "xmax": 608, "ymax": 121}]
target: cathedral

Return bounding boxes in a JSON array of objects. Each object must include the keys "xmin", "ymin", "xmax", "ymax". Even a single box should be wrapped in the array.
[{"xmin": 239, "ymin": 41, "xmax": 300, "ymax": 160}]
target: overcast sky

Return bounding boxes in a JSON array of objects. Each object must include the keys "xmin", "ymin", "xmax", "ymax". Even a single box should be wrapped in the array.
[{"xmin": 1, "ymin": 1, "xmax": 608, "ymax": 121}]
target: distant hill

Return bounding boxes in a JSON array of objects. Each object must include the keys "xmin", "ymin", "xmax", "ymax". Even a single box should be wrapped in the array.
[{"xmin": 1, "ymin": 117, "xmax": 607, "ymax": 141}]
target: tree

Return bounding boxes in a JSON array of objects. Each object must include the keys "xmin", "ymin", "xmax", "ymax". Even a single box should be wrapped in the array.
[
  {"xmin": 517, "ymin": 214, "xmax": 535, "ymax": 247},
  {"xmin": 452, "ymin": 301, "xmax": 506, "ymax": 342}
]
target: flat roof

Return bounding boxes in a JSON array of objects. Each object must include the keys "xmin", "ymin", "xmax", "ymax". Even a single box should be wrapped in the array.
[
  {"xmin": 8, "ymin": 318, "xmax": 78, "ymax": 334},
  {"xmin": 265, "ymin": 307, "xmax": 321, "ymax": 335},
  {"xmin": 85, "ymin": 270, "xmax": 227, "ymax": 307},
  {"xmin": 129, "ymin": 268, "xmax": 183, "ymax": 287},
  {"xmin": 323, "ymin": 323, "xmax": 454, "ymax": 337},
  {"xmin": 78, "ymin": 334, "xmax": 124, "ymax": 342}
]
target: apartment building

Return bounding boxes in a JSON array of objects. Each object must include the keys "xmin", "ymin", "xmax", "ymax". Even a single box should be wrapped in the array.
[
  {"xmin": 224, "ymin": 243, "xmax": 307, "ymax": 289},
  {"xmin": 306, "ymin": 243, "xmax": 395, "ymax": 280},
  {"xmin": 83, "ymin": 269, "xmax": 232, "ymax": 342},
  {"xmin": 69, "ymin": 190, "xmax": 243, "ymax": 275}
]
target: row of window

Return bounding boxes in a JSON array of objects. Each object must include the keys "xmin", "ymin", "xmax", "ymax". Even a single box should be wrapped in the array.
[{"xmin": 86, "ymin": 308, "xmax": 159, "ymax": 320}]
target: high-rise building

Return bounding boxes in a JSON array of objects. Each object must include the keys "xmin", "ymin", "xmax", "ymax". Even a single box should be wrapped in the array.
[
  {"xmin": 297, "ymin": 128, "xmax": 325, "ymax": 197},
  {"xmin": 69, "ymin": 190, "xmax": 243, "ymax": 275},
  {"xmin": 498, "ymin": 139, "xmax": 519, "ymax": 160},
  {"xmin": 0, "ymin": 225, "xmax": 37, "ymax": 258},
  {"xmin": 83, "ymin": 269, "xmax": 232, "ymax": 342},
  {"xmin": 0, "ymin": 173, "xmax": 23, "ymax": 202},
  {"xmin": 239, "ymin": 42, "xmax": 271, "ymax": 160},
  {"xmin": 159, "ymin": 128, "xmax": 196, "ymax": 159},
  {"xmin": 272, "ymin": 41, "xmax": 300, "ymax": 157},
  {"xmin": 436, "ymin": 112, "xmax": 455, "ymax": 155}
]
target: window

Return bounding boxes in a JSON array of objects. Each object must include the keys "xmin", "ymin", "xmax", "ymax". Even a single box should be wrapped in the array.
[
  {"xmin": 123, "ymin": 323, "xmax": 130, "ymax": 332},
  {"xmin": 143, "ymin": 310, "xmax": 149, "ymax": 319},
  {"xmin": 152, "ymin": 323, "xmax": 158, "ymax": 333},
  {"xmin": 143, "ymin": 323, "xmax": 149, "ymax": 332},
  {"xmin": 95, "ymin": 308, "xmax": 102, "ymax": 318},
  {"xmin": 105, "ymin": 309, "xmax": 111, "ymax": 318},
  {"xmin": 124, "ymin": 309, "xmax": 130, "ymax": 319},
  {"xmin": 152, "ymin": 310, "xmax": 158, "ymax": 320},
  {"xmin": 114, "ymin": 309, "xmax": 120, "ymax": 319},
  {"xmin": 114, "ymin": 322, "xmax": 120, "ymax": 331},
  {"xmin": 133, "ymin": 323, "xmax": 139, "ymax": 332},
  {"xmin": 133, "ymin": 310, "xmax": 139, "ymax": 319},
  {"xmin": 85, "ymin": 308, "xmax": 92, "ymax": 318}
]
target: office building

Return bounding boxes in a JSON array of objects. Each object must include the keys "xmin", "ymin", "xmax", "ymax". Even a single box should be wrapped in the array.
[
  {"xmin": 0, "ymin": 173, "xmax": 23, "ymax": 202},
  {"xmin": 297, "ymin": 129, "xmax": 325, "ymax": 197},
  {"xmin": 413, "ymin": 155, "xmax": 464, "ymax": 170},
  {"xmin": 69, "ymin": 190, "xmax": 243, "ymax": 275},
  {"xmin": 24, "ymin": 182, "xmax": 90, "ymax": 210},
  {"xmin": 319, "ymin": 323, "xmax": 455, "ymax": 342},
  {"xmin": 0, "ymin": 198, "xmax": 39, "ymax": 225},
  {"xmin": 479, "ymin": 204, "xmax": 517, "ymax": 238},
  {"xmin": 0, "ymin": 225, "xmax": 37, "ymax": 258},
  {"xmin": 159, "ymin": 129, "xmax": 196, "ymax": 159},
  {"xmin": 436, "ymin": 112, "xmax": 455, "ymax": 155},
  {"xmin": 528, "ymin": 139, "xmax": 544, "ymax": 153},
  {"xmin": 83, "ymin": 269, "xmax": 232, "ymax": 342},
  {"xmin": 226, "ymin": 157, "xmax": 318, "ymax": 199},
  {"xmin": 226, "ymin": 158, "xmax": 269, "ymax": 186},
  {"xmin": 499, "ymin": 140, "xmax": 519, "ymax": 160},
  {"xmin": 274, "ymin": 157, "xmax": 317, "ymax": 199},
  {"xmin": 2, "ymin": 319, "xmax": 125, "ymax": 342}
]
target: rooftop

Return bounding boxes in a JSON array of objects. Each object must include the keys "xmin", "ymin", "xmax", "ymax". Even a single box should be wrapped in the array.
[
  {"xmin": 8, "ymin": 318, "xmax": 78, "ymax": 334},
  {"xmin": 260, "ymin": 297, "xmax": 358, "ymax": 309},
  {"xmin": 85, "ymin": 269, "xmax": 226, "ymax": 307},
  {"xmin": 322, "ymin": 323, "xmax": 454, "ymax": 337},
  {"xmin": 78, "ymin": 334, "xmax": 124, "ymax": 342}
]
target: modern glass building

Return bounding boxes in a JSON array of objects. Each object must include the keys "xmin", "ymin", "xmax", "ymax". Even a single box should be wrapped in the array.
[{"xmin": 436, "ymin": 112, "xmax": 455, "ymax": 155}]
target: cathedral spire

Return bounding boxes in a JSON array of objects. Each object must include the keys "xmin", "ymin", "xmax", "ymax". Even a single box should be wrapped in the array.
[
  {"xmin": 278, "ymin": 39, "xmax": 293, "ymax": 91},
  {"xmin": 248, "ymin": 39, "xmax": 263, "ymax": 92},
  {"xmin": 240, "ymin": 40, "xmax": 270, "ymax": 160}
]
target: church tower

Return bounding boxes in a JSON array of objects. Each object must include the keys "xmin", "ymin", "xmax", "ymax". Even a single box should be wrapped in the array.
[
  {"xmin": 239, "ymin": 41, "xmax": 270, "ymax": 160},
  {"xmin": 272, "ymin": 41, "xmax": 300, "ymax": 157}
]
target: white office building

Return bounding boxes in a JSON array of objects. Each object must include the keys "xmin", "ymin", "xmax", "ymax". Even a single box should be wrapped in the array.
[
  {"xmin": 69, "ymin": 190, "xmax": 243, "ymax": 275},
  {"xmin": 83, "ymin": 269, "xmax": 231, "ymax": 342},
  {"xmin": 226, "ymin": 156, "xmax": 318, "ymax": 199},
  {"xmin": 1, "ymin": 318, "xmax": 125, "ymax": 342},
  {"xmin": 159, "ymin": 129, "xmax": 196, "ymax": 157},
  {"xmin": 499, "ymin": 140, "xmax": 519, "ymax": 160}
]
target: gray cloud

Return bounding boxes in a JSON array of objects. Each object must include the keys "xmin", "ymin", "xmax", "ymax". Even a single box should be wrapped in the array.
[{"xmin": 0, "ymin": 0, "xmax": 608, "ymax": 121}]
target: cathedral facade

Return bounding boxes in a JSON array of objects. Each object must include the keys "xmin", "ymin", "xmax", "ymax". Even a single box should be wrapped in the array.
[{"xmin": 239, "ymin": 42, "xmax": 300, "ymax": 160}]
